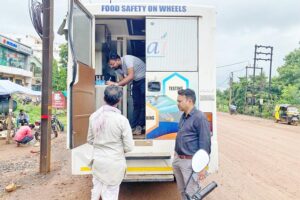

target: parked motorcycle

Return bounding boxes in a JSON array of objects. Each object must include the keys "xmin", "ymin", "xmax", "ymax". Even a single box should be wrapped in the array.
[
  {"xmin": 0, "ymin": 115, "xmax": 16, "ymax": 131},
  {"xmin": 229, "ymin": 104, "xmax": 237, "ymax": 115},
  {"xmin": 34, "ymin": 115, "xmax": 64, "ymax": 140},
  {"xmin": 22, "ymin": 96, "xmax": 32, "ymax": 105},
  {"xmin": 52, "ymin": 115, "xmax": 64, "ymax": 132}
]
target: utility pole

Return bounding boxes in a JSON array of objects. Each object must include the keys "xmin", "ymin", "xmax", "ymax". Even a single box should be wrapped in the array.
[
  {"xmin": 253, "ymin": 45, "xmax": 257, "ymax": 90},
  {"xmin": 244, "ymin": 65, "xmax": 249, "ymax": 113},
  {"xmin": 253, "ymin": 45, "xmax": 273, "ymax": 99},
  {"xmin": 40, "ymin": 0, "xmax": 53, "ymax": 173},
  {"xmin": 251, "ymin": 44, "xmax": 273, "ymax": 113},
  {"xmin": 245, "ymin": 65, "xmax": 262, "ymax": 111},
  {"xmin": 229, "ymin": 72, "xmax": 233, "ymax": 107},
  {"xmin": 268, "ymin": 47, "xmax": 273, "ymax": 98}
]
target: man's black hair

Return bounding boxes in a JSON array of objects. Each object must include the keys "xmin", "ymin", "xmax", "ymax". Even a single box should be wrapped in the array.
[
  {"xmin": 104, "ymin": 85, "xmax": 123, "ymax": 106},
  {"xmin": 177, "ymin": 88, "xmax": 196, "ymax": 104},
  {"xmin": 29, "ymin": 124, "xmax": 35, "ymax": 129},
  {"xmin": 108, "ymin": 51, "xmax": 120, "ymax": 60}
]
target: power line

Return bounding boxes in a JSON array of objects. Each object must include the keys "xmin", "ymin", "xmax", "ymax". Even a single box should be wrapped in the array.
[
  {"xmin": 28, "ymin": 0, "xmax": 43, "ymax": 39},
  {"xmin": 216, "ymin": 61, "xmax": 249, "ymax": 69}
]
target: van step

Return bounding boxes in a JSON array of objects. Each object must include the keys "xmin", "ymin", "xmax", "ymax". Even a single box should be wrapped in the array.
[
  {"xmin": 125, "ymin": 152, "xmax": 171, "ymax": 160},
  {"xmin": 133, "ymin": 134, "xmax": 145, "ymax": 139},
  {"xmin": 123, "ymin": 174, "xmax": 174, "ymax": 182}
]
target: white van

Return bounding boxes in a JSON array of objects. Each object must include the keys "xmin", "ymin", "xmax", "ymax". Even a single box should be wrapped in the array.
[{"xmin": 67, "ymin": 0, "xmax": 218, "ymax": 182}]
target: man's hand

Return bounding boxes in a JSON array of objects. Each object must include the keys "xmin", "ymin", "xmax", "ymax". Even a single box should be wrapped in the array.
[
  {"xmin": 106, "ymin": 81, "xmax": 118, "ymax": 86},
  {"xmin": 198, "ymin": 169, "xmax": 207, "ymax": 180}
]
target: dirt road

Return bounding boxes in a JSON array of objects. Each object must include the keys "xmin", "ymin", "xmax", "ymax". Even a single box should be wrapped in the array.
[{"xmin": 1, "ymin": 113, "xmax": 300, "ymax": 200}]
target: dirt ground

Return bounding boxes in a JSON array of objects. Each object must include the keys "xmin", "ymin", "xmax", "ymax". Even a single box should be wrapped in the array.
[{"xmin": 1, "ymin": 112, "xmax": 300, "ymax": 200}]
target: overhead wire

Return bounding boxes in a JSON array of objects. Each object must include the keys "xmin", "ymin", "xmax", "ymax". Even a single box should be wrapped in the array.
[
  {"xmin": 217, "ymin": 61, "xmax": 249, "ymax": 69},
  {"xmin": 28, "ymin": 0, "xmax": 43, "ymax": 39}
]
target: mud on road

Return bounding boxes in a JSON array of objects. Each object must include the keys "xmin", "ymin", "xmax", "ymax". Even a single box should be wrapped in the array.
[{"xmin": 1, "ymin": 113, "xmax": 300, "ymax": 200}]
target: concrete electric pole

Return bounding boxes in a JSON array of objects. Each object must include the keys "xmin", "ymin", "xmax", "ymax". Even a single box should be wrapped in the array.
[{"xmin": 40, "ymin": 0, "xmax": 53, "ymax": 174}]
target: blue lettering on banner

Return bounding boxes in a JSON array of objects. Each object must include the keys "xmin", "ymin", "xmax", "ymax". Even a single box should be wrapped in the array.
[
  {"xmin": 100, "ymin": 5, "xmax": 187, "ymax": 13},
  {"xmin": 101, "ymin": 5, "xmax": 120, "ymax": 12},
  {"xmin": 159, "ymin": 5, "xmax": 187, "ymax": 12},
  {"xmin": 121, "ymin": 5, "xmax": 147, "ymax": 12},
  {"xmin": 6, "ymin": 40, "xmax": 17, "ymax": 48},
  {"xmin": 148, "ymin": 5, "xmax": 158, "ymax": 12}
]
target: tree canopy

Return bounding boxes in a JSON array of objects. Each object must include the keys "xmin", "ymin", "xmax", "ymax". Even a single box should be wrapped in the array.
[
  {"xmin": 52, "ymin": 43, "xmax": 68, "ymax": 91},
  {"xmin": 217, "ymin": 47, "xmax": 300, "ymax": 117}
]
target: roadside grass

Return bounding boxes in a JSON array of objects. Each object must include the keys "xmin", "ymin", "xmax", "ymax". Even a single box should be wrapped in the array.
[{"xmin": 13, "ymin": 103, "xmax": 66, "ymax": 127}]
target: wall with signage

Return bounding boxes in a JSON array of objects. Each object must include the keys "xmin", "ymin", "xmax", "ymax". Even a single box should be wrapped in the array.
[
  {"xmin": 0, "ymin": 35, "xmax": 32, "ymax": 70},
  {"xmin": 0, "ymin": 46, "xmax": 27, "ymax": 69}
]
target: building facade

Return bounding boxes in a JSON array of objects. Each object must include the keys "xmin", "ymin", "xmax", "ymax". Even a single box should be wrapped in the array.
[{"xmin": 0, "ymin": 34, "xmax": 33, "ymax": 88}]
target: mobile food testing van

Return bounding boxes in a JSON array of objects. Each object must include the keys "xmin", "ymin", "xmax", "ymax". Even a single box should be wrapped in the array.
[{"xmin": 67, "ymin": 0, "xmax": 218, "ymax": 182}]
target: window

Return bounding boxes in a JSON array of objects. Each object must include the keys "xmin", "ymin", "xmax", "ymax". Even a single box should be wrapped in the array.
[
  {"xmin": 15, "ymin": 79, "xmax": 23, "ymax": 85},
  {"xmin": 73, "ymin": 3, "xmax": 92, "ymax": 66}
]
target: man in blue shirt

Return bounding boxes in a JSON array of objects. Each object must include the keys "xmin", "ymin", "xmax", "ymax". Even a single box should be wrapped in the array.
[
  {"xmin": 173, "ymin": 88, "xmax": 211, "ymax": 199},
  {"xmin": 16, "ymin": 109, "xmax": 29, "ymax": 128}
]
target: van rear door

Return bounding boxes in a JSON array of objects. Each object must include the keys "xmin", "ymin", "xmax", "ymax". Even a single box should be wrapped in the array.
[{"xmin": 68, "ymin": 0, "xmax": 95, "ymax": 149}]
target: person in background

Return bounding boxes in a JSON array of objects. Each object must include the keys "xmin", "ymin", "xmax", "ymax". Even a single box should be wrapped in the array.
[
  {"xmin": 14, "ymin": 124, "xmax": 35, "ymax": 147},
  {"xmin": 16, "ymin": 109, "xmax": 29, "ymax": 127},
  {"xmin": 106, "ymin": 52, "xmax": 146, "ymax": 135},
  {"xmin": 87, "ymin": 85, "xmax": 134, "ymax": 200},
  {"xmin": 172, "ymin": 88, "xmax": 211, "ymax": 199}
]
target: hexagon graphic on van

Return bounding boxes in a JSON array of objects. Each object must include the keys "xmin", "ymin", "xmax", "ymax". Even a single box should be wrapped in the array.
[
  {"xmin": 146, "ymin": 103, "xmax": 159, "ymax": 134},
  {"xmin": 162, "ymin": 73, "xmax": 189, "ymax": 101}
]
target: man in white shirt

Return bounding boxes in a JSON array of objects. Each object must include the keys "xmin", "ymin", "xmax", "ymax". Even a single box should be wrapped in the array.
[{"xmin": 87, "ymin": 85, "xmax": 134, "ymax": 200}]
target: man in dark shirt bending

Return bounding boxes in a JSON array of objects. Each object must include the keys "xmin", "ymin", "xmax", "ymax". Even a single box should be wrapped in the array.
[{"xmin": 172, "ymin": 88, "xmax": 211, "ymax": 199}]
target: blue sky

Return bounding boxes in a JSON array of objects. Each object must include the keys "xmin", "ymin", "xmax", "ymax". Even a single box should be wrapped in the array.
[{"xmin": 1, "ymin": 0, "xmax": 300, "ymax": 90}]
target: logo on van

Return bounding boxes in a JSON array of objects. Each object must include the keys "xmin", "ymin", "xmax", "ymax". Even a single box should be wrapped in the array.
[
  {"xmin": 146, "ymin": 32, "xmax": 167, "ymax": 57},
  {"xmin": 163, "ymin": 73, "xmax": 189, "ymax": 101}
]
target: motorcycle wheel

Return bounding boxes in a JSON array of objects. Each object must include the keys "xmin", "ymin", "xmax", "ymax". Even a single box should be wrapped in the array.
[
  {"xmin": 292, "ymin": 121, "xmax": 298, "ymax": 126},
  {"xmin": 52, "ymin": 124, "xmax": 60, "ymax": 138},
  {"xmin": 54, "ymin": 131, "xmax": 58, "ymax": 138}
]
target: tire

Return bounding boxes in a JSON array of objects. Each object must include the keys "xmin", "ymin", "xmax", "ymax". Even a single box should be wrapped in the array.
[
  {"xmin": 292, "ymin": 121, "xmax": 298, "ymax": 126},
  {"xmin": 54, "ymin": 131, "xmax": 58, "ymax": 138},
  {"xmin": 52, "ymin": 124, "xmax": 60, "ymax": 138}
]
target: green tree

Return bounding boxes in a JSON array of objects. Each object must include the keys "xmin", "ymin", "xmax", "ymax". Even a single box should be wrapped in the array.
[
  {"xmin": 59, "ymin": 43, "xmax": 68, "ymax": 68},
  {"xmin": 216, "ymin": 89, "xmax": 229, "ymax": 112},
  {"xmin": 279, "ymin": 85, "xmax": 300, "ymax": 105},
  {"xmin": 276, "ymin": 48, "xmax": 300, "ymax": 89},
  {"xmin": 52, "ymin": 43, "xmax": 68, "ymax": 91},
  {"xmin": 216, "ymin": 47, "xmax": 300, "ymax": 117}
]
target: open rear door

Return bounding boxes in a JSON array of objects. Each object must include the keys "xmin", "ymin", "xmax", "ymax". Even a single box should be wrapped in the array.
[{"xmin": 68, "ymin": 0, "xmax": 95, "ymax": 148}]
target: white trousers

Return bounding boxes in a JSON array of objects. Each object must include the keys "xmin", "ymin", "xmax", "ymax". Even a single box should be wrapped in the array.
[{"xmin": 91, "ymin": 176, "xmax": 120, "ymax": 200}]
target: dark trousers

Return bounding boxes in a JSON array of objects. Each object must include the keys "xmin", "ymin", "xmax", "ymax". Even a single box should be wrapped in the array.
[
  {"xmin": 17, "ymin": 119, "xmax": 29, "ymax": 127},
  {"xmin": 131, "ymin": 78, "xmax": 145, "ymax": 128},
  {"xmin": 16, "ymin": 136, "xmax": 33, "ymax": 144}
]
